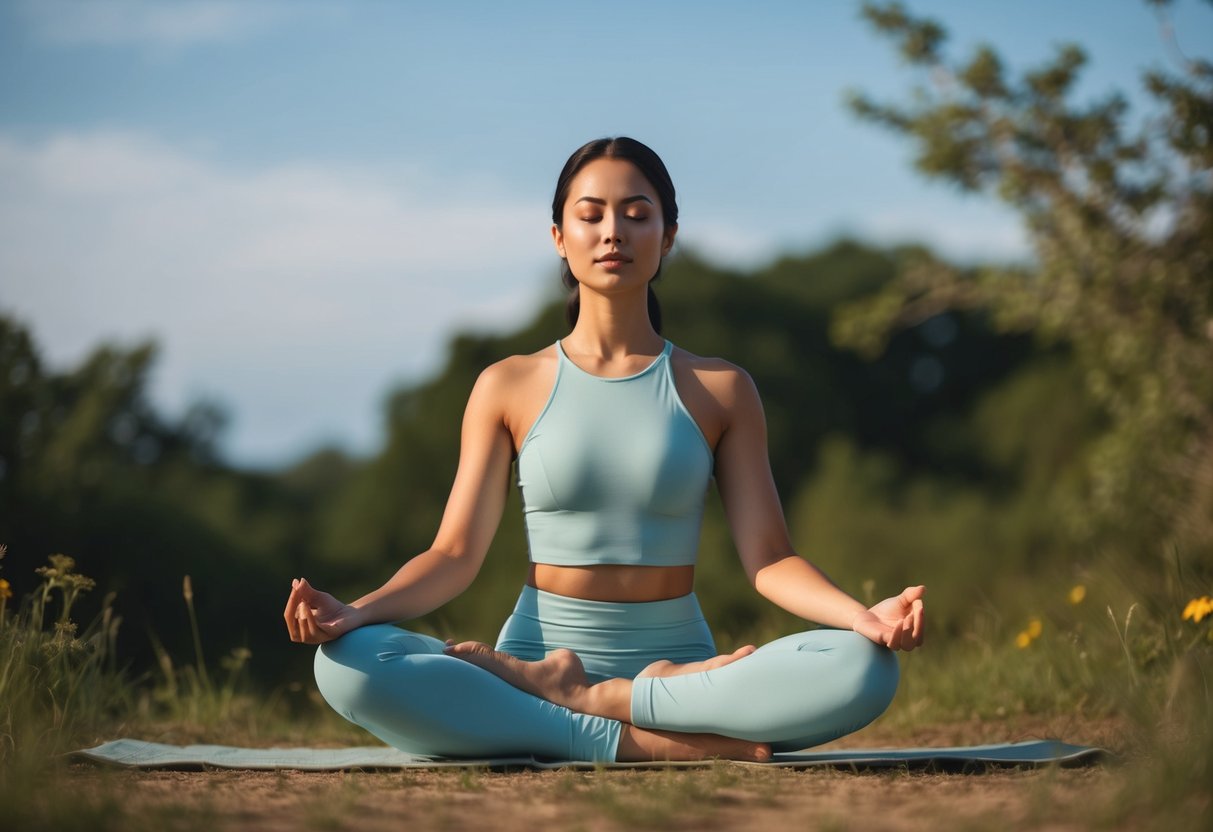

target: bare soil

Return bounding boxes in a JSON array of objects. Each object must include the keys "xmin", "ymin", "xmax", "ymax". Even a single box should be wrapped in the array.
[
  {"xmin": 58, "ymin": 717, "xmax": 1174, "ymax": 832},
  {"xmin": 66, "ymin": 765, "xmax": 1136, "ymax": 832}
]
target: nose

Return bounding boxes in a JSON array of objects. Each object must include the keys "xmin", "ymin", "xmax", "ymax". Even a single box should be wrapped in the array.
[{"xmin": 602, "ymin": 212, "xmax": 623, "ymax": 244}]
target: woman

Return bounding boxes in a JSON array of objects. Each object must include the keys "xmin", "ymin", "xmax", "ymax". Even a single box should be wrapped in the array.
[{"xmin": 284, "ymin": 137, "xmax": 925, "ymax": 763}]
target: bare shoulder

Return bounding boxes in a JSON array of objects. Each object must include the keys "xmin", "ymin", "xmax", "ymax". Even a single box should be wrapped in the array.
[
  {"xmin": 669, "ymin": 346, "xmax": 762, "ymax": 446},
  {"xmin": 670, "ymin": 346, "xmax": 759, "ymax": 408},
  {"xmin": 472, "ymin": 346, "xmax": 560, "ymax": 444},
  {"xmin": 476, "ymin": 345, "xmax": 558, "ymax": 391}
]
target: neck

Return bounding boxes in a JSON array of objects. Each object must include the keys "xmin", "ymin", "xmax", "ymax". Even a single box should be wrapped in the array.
[{"xmin": 567, "ymin": 285, "xmax": 663, "ymax": 358}]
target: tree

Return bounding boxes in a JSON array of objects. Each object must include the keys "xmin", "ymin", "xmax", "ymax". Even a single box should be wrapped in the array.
[{"xmin": 836, "ymin": 0, "xmax": 1213, "ymax": 557}]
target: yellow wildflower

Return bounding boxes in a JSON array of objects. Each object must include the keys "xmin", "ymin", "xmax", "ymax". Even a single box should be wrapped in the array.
[
  {"xmin": 1183, "ymin": 596, "xmax": 1213, "ymax": 624},
  {"xmin": 1027, "ymin": 617, "xmax": 1043, "ymax": 639},
  {"xmin": 0, "ymin": 578, "xmax": 10, "ymax": 601},
  {"xmin": 1015, "ymin": 631, "xmax": 1032, "ymax": 649},
  {"xmin": 1068, "ymin": 584, "xmax": 1086, "ymax": 605}
]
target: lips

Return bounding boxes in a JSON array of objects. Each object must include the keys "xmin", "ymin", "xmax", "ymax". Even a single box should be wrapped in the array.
[{"xmin": 595, "ymin": 252, "xmax": 632, "ymax": 265}]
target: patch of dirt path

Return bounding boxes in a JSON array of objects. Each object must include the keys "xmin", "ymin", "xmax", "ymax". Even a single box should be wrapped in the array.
[
  {"xmin": 58, "ymin": 716, "xmax": 1148, "ymax": 831},
  {"xmin": 67, "ymin": 763, "xmax": 1134, "ymax": 832}
]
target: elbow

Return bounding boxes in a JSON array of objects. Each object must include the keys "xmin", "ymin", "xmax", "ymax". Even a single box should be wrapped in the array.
[{"xmin": 748, "ymin": 551, "xmax": 800, "ymax": 593}]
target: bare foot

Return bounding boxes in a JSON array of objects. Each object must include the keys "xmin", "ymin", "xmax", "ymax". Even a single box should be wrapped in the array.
[
  {"xmin": 617, "ymin": 725, "xmax": 772, "ymax": 763},
  {"xmin": 637, "ymin": 645, "xmax": 757, "ymax": 679},
  {"xmin": 445, "ymin": 641, "xmax": 592, "ymax": 711},
  {"xmin": 446, "ymin": 641, "xmax": 773, "ymax": 761}
]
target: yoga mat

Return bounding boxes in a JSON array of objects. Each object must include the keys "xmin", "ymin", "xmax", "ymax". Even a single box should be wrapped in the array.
[{"xmin": 73, "ymin": 738, "xmax": 1106, "ymax": 772}]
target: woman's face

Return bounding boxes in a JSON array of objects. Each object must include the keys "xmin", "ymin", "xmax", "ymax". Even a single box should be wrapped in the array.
[{"xmin": 552, "ymin": 158, "xmax": 677, "ymax": 296}]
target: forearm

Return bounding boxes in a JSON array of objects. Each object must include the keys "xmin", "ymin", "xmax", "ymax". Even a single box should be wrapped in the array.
[
  {"xmin": 752, "ymin": 555, "xmax": 867, "ymax": 630},
  {"xmin": 348, "ymin": 547, "xmax": 478, "ymax": 626}
]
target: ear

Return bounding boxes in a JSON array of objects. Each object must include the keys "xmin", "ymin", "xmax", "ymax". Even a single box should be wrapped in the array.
[
  {"xmin": 661, "ymin": 222, "xmax": 678, "ymax": 257},
  {"xmin": 551, "ymin": 224, "xmax": 566, "ymax": 259}
]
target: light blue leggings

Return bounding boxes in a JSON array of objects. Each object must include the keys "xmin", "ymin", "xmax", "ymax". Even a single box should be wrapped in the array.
[{"xmin": 313, "ymin": 586, "xmax": 898, "ymax": 762}]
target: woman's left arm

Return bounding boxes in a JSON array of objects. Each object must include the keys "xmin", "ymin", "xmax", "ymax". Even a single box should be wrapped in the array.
[{"xmin": 711, "ymin": 366, "xmax": 924, "ymax": 651}]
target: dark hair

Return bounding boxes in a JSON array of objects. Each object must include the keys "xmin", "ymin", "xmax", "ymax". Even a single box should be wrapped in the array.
[{"xmin": 551, "ymin": 137, "xmax": 678, "ymax": 333}]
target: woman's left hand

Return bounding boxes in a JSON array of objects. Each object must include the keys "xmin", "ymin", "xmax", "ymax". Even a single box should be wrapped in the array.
[{"xmin": 850, "ymin": 585, "xmax": 925, "ymax": 651}]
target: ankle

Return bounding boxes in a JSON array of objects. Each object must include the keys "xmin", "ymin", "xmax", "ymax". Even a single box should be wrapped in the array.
[{"xmin": 580, "ymin": 679, "xmax": 631, "ymax": 722}]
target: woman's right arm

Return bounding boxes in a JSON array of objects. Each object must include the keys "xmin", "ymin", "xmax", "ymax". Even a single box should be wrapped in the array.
[{"xmin": 284, "ymin": 362, "xmax": 517, "ymax": 644}]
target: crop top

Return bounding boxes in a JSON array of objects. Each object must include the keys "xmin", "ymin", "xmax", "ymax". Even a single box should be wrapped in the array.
[{"xmin": 516, "ymin": 339, "xmax": 714, "ymax": 567}]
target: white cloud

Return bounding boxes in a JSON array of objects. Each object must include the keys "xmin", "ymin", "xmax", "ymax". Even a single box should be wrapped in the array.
[
  {"xmin": 17, "ymin": 0, "xmax": 323, "ymax": 49},
  {"xmin": 0, "ymin": 130, "xmax": 553, "ymax": 465}
]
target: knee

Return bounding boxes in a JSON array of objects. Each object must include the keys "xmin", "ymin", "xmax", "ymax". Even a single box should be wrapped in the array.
[
  {"xmin": 313, "ymin": 642, "xmax": 354, "ymax": 719},
  {"xmin": 848, "ymin": 633, "xmax": 900, "ymax": 714},
  {"xmin": 312, "ymin": 624, "xmax": 444, "ymax": 718}
]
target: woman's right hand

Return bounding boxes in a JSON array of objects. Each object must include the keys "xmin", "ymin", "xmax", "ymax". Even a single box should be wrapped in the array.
[{"xmin": 283, "ymin": 578, "xmax": 362, "ymax": 644}]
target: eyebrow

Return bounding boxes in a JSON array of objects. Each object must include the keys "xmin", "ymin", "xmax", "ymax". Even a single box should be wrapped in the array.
[{"xmin": 573, "ymin": 195, "xmax": 654, "ymax": 207}]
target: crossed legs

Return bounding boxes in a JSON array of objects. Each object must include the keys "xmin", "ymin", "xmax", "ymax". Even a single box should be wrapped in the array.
[
  {"xmin": 447, "ymin": 629, "xmax": 899, "ymax": 753},
  {"xmin": 314, "ymin": 624, "xmax": 770, "ymax": 763},
  {"xmin": 444, "ymin": 641, "xmax": 769, "ymax": 761}
]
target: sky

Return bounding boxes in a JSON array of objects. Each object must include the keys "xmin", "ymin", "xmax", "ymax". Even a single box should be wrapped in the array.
[{"xmin": 2, "ymin": 0, "xmax": 1208, "ymax": 468}]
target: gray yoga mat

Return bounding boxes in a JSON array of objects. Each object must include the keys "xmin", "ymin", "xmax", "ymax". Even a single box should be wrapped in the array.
[{"xmin": 73, "ymin": 738, "xmax": 1106, "ymax": 771}]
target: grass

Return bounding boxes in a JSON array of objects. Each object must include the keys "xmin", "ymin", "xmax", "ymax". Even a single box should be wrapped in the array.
[{"xmin": 0, "ymin": 544, "xmax": 1210, "ymax": 830}]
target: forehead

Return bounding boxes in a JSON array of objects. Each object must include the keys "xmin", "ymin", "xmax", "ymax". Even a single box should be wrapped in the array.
[{"xmin": 567, "ymin": 158, "xmax": 658, "ymax": 201}]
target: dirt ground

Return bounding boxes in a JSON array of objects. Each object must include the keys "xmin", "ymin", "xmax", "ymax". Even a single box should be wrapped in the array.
[
  {"xmin": 66, "ymin": 764, "xmax": 1142, "ymax": 832},
  {"xmin": 54, "ymin": 717, "xmax": 1176, "ymax": 832}
]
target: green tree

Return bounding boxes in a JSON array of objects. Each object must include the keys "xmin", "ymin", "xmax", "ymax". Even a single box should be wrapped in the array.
[
  {"xmin": 837, "ymin": 0, "xmax": 1213, "ymax": 557},
  {"xmin": 0, "ymin": 315, "xmax": 314, "ymax": 680}
]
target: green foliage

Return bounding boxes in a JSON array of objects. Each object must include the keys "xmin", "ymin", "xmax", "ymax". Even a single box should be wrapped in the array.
[
  {"xmin": 0, "ymin": 549, "xmax": 129, "ymax": 771},
  {"xmin": 0, "ymin": 234, "xmax": 1046, "ymax": 657},
  {"xmin": 885, "ymin": 554, "xmax": 1213, "ymax": 827},
  {"xmin": 842, "ymin": 1, "xmax": 1213, "ymax": 559},
  {"xmin": 0, "ymin": 548, "xmax": 355, "ymax": 750}
]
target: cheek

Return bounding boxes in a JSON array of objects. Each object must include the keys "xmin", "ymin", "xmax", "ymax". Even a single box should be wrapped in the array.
[
  {"xmin": 565, "ymin": 224, "xmax": 597, "ymax": 254},
  {"xmin": 640, "ymin": 225, "xmax": 668, "ymax": 255}
]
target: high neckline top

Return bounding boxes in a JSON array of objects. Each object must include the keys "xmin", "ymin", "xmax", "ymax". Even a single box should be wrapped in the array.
[{"xmin": 516, "ymin": 340, "xmax": 713, "ymax": 567}]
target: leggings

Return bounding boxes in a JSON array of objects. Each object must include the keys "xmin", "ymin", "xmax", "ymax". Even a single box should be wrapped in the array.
[{"xmin": 313, "ymin": 586, "xmax": 899, "ymax": 762}]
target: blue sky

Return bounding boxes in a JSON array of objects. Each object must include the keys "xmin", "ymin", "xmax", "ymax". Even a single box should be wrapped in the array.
[{"xmin": 2, "ymin": 0, "xmax": 1208, "ymax": 467}]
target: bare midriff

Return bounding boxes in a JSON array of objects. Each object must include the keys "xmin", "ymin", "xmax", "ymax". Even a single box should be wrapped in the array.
[{"xmin": 528, "ymin": 563, "xmax": 696, "ymax": 603}]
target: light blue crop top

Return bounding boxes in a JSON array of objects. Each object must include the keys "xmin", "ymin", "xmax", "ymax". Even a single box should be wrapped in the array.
[{"xmin": 516, "ymin": 340, "xmax": 714, "ymax": 567}]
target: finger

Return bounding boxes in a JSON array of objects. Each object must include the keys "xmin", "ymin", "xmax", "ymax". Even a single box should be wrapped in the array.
[
  {"xmin": 910, "ymin": 600, "xmax": 925, "ymax": 645},
  {"xmin": 283, "ymin": 578, "xmax": 297, "ymax": 624},
  {"xmin": 885, "ymin": 619, "xmax": 904, "ymax": 651},
  {"xmin": 296, "ymin": 602, "xmax": 313, "ymax": 642},
  {"xmin": 283, "ymin": 579, "xmax": 304, "ymax": 642},
  {"xmin": 900, "ymin": 585, "xmax": 926, "ymax": 605},
  {"xmin": 302, "ymin": 603, "xmax": 324, "ymax": 643}
]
